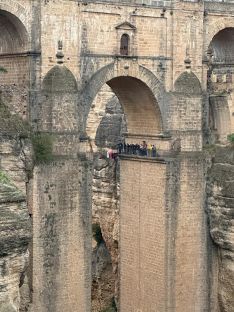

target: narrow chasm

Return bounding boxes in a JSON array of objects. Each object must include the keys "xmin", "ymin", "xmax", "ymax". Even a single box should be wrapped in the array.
[
  {"xmin": 207, "ymin": 145, "xmax": 234, "ymax": 312},
  {"xmin": 91, "ymin": 93, "xmax": 126, "ymax": 311},
  {"xmin": 91, "ymin": 151, "xmax": 119, "ymax": 312},
  {"xmin": 92, "ymin": 223, "xmax": 116, "ymax": 312}
]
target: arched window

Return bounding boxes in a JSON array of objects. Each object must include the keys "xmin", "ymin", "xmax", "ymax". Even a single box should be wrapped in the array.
[{"xmin": 120, "ymin": 34, "xmax": 129, "ymax": 56}]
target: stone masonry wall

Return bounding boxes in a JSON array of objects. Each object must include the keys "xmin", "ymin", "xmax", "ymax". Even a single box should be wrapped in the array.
[
  {"xmin": 174, "ymin": 155, "xmax": 209, "ymax": 312},
  {"xmin": 32, "ymin": 158, "xmax": 92, "ymax": 312},
  {"xmin": 120, "ymin": 157, "xmax": 168, "ymax": 311}
]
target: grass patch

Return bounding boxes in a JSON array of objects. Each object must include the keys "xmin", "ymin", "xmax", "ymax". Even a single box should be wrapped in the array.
[
  {"xmin": 227, "ymin": 133, "xmax": 234, "ymax": 145},
  {"xmin": 32, "ymin": 133, "xmax": 54, "ymax": 164}
]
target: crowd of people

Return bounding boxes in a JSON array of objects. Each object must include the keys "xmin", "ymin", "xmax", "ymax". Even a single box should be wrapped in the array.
[{"xmin": 107, "ymin": 141, "xmax": 158, "ymax": 159}]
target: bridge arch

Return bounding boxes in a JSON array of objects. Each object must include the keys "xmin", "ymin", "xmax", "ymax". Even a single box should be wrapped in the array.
[
  {"xmin": 0, "ymin": 1, "xmax": 30, "ymax": 35},
  {"xmin": 206, "ymin": 27, "xmax": 234, "ymax": 142},
  {"xmin": 40, "ymin": 65, "xmax": 78, "ymax": 132},
  {"xmin": 205, "ymin": 19, "xmax": 234, "ymax": 54},
  {"xmin": 0, "ymin": 9, "xmax": 30, "ymax": 118},
  {"xmin": 208, "ymin": 27, "xmax": 234, "ymax": 63},
  {"xmin": 0, "ymin": 10, "xmax": 29, "ymax": 53},
  {"xmin": 83, "ymin": 62, "xmax": 167, "ymax": 139}
]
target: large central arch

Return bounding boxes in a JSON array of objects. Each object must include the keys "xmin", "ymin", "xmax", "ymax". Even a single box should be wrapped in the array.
[{"xmin": 82, "ymin": 61, "xmax": 167, "ymax": 139}]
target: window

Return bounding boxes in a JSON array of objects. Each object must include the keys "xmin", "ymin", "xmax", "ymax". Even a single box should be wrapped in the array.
[{"xmin": 120, "ymin": 34, "xmax": 129, "ymax": 56}]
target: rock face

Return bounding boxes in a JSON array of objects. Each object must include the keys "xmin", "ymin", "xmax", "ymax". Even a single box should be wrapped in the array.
[
  {"xmin": 0, "ymin": 101, "xmax": 32, "ymax": 312},
  {"xmin": 0, "ymin": 172, "xmax": 31, "ymax": 312},
  {"xmin": 92, "ymin": 240, "xmax": 115, "ymax": 312},
  {"xmin": 91, "ymin": 89, "xmax": 124, "ymax": 310},
  {"xmin": 207, "ymin": 146, "xmax": 234, "ymax": 312},
  {"xmin": 95, "ymin": 93, "xmax": 126, "ymax": 148},
  {"xmin": 92, "ymin": 154, "xmax": 119, "ymax": 311}
]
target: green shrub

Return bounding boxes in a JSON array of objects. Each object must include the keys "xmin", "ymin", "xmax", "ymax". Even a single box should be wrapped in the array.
[
  {"xmin": 227, "ymin": 133, "xmax": 234, "ymax": 144},
  {"xmin": 0, "ymin": 66, "xmax": 7, "ymax": 73},
  {"xmin": 32, "ymin": 133, "xmax": 54, "ymax": 164}
]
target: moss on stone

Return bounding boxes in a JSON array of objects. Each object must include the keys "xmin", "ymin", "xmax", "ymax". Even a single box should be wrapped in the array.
[
  {"xmin": 0, "ymin": 171, "xmax": 12, "ymax": 186},
  {"xmin": 0, "ymin": 170, "xmax": 25, "ymax": 202}
]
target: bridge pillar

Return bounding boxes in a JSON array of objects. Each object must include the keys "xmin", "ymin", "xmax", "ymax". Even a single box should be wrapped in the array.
[
  {"xmin": 119, "ymin": 154, "xmax": 208, "ymax": 312},
  {"xmin": 31, "ymin": 138, "xmax": 93, "ymax": 312}
]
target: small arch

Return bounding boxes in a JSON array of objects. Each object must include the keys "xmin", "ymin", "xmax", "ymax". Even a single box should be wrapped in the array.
[
  {"xmin": 42, "ymin": 65, "xmax": 78, "ymax": 93},
  {"xmin": 41, "ymin": 65, "xmax": 78, "ymax": 132},
  {"xmin": 120, "ymin": 34, "xmax": 129, "ymax": 56},
  {"xmin": 174, "ymin": 71, "xmax": 202, "ymax": 95}
]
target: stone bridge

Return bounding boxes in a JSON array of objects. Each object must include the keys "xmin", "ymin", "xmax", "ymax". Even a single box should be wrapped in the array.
[{"xmin": 0, "ymin": 0, "xmax": 234, "ymax": 311}]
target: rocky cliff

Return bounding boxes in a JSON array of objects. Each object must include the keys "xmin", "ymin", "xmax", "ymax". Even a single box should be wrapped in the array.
[
  {"xmin": 0, "ymin": 101, "xmax": 32, "ymax": 312},
  {"xmin": 207, "ymin": 145, "xmax": 234, "ymax": 312}
]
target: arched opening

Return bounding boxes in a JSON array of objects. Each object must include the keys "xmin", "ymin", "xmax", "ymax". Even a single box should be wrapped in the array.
[
  {"xmin": 207, "ymin": 28, "xmax": 234, "ymax": 142},
  {"xmin": 172, "ymin": 71, "xmax": 203, "ymax": 151},
  {"xmin": 87, "ymin": 76, "xmax": 162, "ymax": 144},
  {"xmin": 209, "ymin": 28, "xmax": 234, "ymax": 64},
  {"xmin": 0, "ymin": 10, "xmax": 29, "ymax": 119},
  {"xmin": 120, "ymin": 34, "xmax": 129, "ymax": 56},
  {"xmin": 86, "ymin": 75, "xmax": 163, "ymax": 311},
  {"xmin": 41, "ymin": 65, "xmax": 78, "ymax": 133}
]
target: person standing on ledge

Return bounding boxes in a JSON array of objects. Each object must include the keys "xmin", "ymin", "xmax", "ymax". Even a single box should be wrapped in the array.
[
  {"xmin": 152, "ymin": 145, "xmax": 156, "ymax": 157},
  {"xmin": 148, "ymin": 144, "xmax": 152, "ymax": 157}
]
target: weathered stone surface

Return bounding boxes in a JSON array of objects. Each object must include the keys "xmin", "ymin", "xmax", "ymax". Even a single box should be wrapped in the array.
[
  {"xmin": 92, "ymin": 241, "xmax": 115, "ymax": 312},
  {"xmin": 0, "ymin": 175, "xmax": 31, "ymax": 312},
  {"xmin": 92, "ymin": 154, "xmax": 119, "ymax": 310},
  {"xmin": 207, "ymin": 146, "xmax": 234, "ymax": 312},
  {"xmin": 95, "ymin": 95, "xmax": 126, "ymax": 148},
  {"xmin": 0, "ymin": 98, "xmax": 32, "ymax": 312}
]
